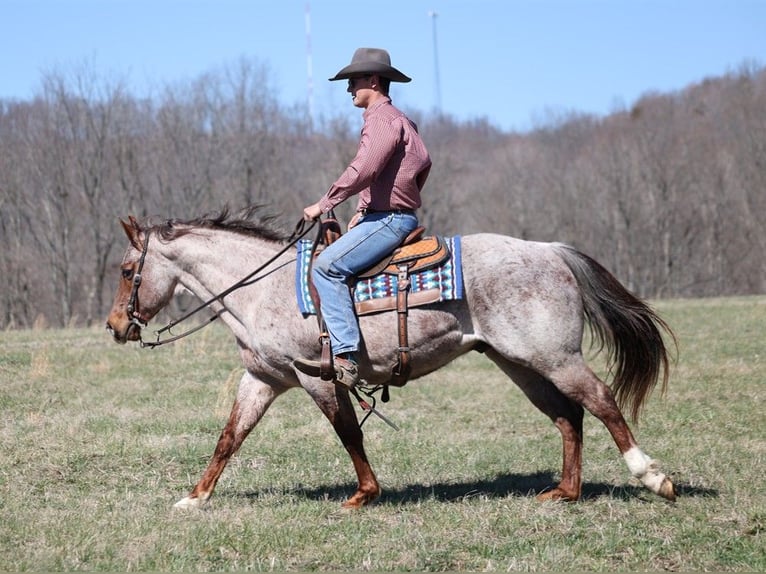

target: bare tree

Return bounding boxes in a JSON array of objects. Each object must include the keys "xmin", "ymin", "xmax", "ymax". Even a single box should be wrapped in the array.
[{"xmin": 0, "ymin": 103, "xmax": 36, "ymax": 327}]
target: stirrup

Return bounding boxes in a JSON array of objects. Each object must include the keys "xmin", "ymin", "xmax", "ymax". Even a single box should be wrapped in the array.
[
  {"xmin": 292, "ymin": 357, "xmax": 322, "ymax": 377},
  {"xmin": 293, "ymin": 357, "xmax": 359, "ymax": 390}
]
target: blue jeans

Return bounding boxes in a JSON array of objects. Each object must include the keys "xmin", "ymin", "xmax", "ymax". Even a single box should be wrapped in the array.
[{"xmin": 312, "ymin": 211, "xmax": 418, "ymax": 357}]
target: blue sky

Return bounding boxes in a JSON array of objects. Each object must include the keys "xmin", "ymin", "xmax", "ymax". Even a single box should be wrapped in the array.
[{"xmin": 2, "ymin": 0, "xmax": 764, "ymax": 131}]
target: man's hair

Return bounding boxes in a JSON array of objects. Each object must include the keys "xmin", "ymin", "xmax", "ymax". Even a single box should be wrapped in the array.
[{"xmin": 378, "ymin": 76, "xmax": 391, "ymax": 95}]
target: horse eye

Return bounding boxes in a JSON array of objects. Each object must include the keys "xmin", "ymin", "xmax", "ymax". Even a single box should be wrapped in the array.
[{"xmin": 121, "ymin": 268, "xmax": 133, "ymax": 280}]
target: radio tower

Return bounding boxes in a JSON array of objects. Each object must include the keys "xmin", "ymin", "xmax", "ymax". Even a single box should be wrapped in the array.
[
  {"xmin": 428, "ymin": 10, "xmax": 442, "ymax": 113},
  {"xmin": 305, "ymin": 2, "xmax": 314, "ymax": 130}
]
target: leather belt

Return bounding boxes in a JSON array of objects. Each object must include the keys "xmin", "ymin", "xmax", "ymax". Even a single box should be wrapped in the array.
[{"xmin": 359, "ymin": 208, "xmax": 416, "ymax": 216}]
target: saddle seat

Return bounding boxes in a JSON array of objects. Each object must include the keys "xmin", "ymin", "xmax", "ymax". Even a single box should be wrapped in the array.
[{"xmin": 357, "ymin": 226, "xmax": 450, "ymax": 278}]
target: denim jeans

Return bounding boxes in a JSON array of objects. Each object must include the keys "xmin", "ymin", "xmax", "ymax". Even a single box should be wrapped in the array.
[{"xmin": 312, "ymin": 211, "xmax": 418, "ymax": 356}]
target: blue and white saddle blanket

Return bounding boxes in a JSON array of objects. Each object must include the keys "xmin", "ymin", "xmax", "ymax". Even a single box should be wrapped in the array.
[{"xmin": 295, "ymin": 236, "xmax": 463, "ymax": 317}]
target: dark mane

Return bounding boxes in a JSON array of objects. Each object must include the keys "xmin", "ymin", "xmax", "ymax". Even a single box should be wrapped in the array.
[{"xmin": 149, "ymin": 205, "xmax": 289, "ymax": 243}]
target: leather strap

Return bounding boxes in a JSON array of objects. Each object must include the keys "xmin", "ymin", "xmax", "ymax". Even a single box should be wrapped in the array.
[
  {"xmin": 319, "ymin": 329, "xmax": 334, "ymax": 381},
  {"xmin": 307, "ymin": 215, "xmax": 340, "ymax": 382},
  {"xmin": 390, "ymin": 263, "xmax": 413, "ymax": 387}
]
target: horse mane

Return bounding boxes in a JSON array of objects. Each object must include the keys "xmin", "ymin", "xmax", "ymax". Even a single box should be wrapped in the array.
[{"xmin": 147, "ymin": 205, "xmax": 290, "ymax": 243}]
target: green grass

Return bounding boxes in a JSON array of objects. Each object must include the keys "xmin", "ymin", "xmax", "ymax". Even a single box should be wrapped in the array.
[{"xmin": 1, "ymin": 296, "xmax": 764, "ymax": 571}]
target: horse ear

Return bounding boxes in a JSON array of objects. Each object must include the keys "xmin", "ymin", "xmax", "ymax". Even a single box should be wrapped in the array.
[{"xmin": 120, "ymin": 216, "xmax": 144, "ymax": 251}]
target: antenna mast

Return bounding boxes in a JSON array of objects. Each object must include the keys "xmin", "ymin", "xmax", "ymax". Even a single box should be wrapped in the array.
[
  {"xmin": 428, "ymin": 10, "xmax": 442, "ymax": 113},
  {"xmin": 305, "ymin": 2, "xmax": 314, "ymax": 130}
]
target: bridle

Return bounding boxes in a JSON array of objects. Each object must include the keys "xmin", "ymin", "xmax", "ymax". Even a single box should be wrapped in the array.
[
  {"xmin": 126, "ymin": 218, "xmax": 317, "ymax": 349},
  {"xmin": 126, "ymin": 228, "xmax": 151, "ymax": 332}
]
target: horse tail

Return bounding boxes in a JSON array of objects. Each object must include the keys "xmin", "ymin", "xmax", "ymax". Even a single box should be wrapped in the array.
[{"xmin": 551, "ymin": 243, "xmax": 676, "ymax": 422}]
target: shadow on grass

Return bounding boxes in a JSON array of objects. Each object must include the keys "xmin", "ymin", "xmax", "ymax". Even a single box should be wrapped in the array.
[
  {"xmin": 579, "ymin": 480, "xmax": 718, "ymax": 501},
  {"xmin": 235, "ymin": 472, "xmax": 718, "ymax": 505}
]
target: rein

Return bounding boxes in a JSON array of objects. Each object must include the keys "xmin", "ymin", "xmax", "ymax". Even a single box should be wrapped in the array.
[{"xmin": 134, "ymin": 218, "xmax": 318, "ymax": 349}]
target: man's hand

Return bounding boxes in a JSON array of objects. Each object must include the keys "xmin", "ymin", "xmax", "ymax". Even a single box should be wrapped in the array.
[{"xmin": 303, "ymin": 202, "xmax": 323, "ymax": 221}]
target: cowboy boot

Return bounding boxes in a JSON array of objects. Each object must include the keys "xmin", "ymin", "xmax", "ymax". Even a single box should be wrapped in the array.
[
  {"xmin": 293, "ymin": 355, "xmax": 359, "ymax": 390},
  {"xmin": 332, "ymin": 356, "xmax": 359, "ymax": 390}
]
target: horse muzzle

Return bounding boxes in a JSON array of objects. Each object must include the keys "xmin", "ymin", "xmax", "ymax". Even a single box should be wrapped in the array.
[{"xmin": 105, "ymin": 316, "xmax": 143, "ymax": 344}]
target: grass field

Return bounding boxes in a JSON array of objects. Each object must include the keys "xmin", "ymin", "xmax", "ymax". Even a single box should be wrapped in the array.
[{"xmin": 1, "ymin": 296, "xmax": 764, "ymax": 571}]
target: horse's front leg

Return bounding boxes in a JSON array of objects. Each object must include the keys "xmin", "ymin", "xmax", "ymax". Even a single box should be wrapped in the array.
[
  {"xmin": 300, "ymin": 378, "xmax": 381, "ymax": 509},
  {"xmin": 174, "ymin": 371, "xmax": 285, "ymax": 509}
]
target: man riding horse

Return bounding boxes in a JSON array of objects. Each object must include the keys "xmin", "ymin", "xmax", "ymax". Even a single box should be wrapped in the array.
[{"xmin": 294, "ymin": 47, "xmax": 431, "ymax": 390}]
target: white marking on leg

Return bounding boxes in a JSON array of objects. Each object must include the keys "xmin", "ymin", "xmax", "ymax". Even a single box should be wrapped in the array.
[
  {"xmin": 623, "ymin": 446, "xmax": 667, "ymax": 494},
  {"xmin": 173, "ymin": 496, "xmax": 209, "ymax": 510}
]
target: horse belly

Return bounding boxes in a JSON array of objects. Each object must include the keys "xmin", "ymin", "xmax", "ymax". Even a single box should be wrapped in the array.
[{"xmin": 359, "ymin": 301, "xmax": 475, "ymax": 381}]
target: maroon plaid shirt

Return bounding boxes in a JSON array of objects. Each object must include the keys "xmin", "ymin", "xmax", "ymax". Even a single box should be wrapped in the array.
[{"xmin": 318, "ymin": 97, "xmax": 431, "ymax": 214}]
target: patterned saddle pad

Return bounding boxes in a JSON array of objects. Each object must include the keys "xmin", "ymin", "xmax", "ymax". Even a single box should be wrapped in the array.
[{"xmin": 295, "ymin": 236, "xmax": 463, "ymax": 317}]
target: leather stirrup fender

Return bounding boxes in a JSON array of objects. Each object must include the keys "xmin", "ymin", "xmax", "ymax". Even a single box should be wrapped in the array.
[{"xmin": 389, "ymin": 263, "xmax": 413, "ymax": 389}]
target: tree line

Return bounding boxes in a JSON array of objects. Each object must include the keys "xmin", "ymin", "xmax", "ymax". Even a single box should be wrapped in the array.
[{"xmin": 1, "ymin": 58, "xmax": 764, "ymax": 329}]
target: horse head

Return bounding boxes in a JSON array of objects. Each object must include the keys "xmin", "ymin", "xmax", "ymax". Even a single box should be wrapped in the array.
[{"xmin": 105, "ymin": 216, "xmax": 178, "ymax": 344}]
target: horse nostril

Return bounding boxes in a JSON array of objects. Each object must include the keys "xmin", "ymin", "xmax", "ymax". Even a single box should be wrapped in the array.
[{"xmin": 105, "ymin": 322, "xmax": 125, "ymax": 343}]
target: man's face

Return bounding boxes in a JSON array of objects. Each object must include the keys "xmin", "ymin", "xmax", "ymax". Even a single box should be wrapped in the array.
[{"xmin": 347, "ymin": 75, "xmax": 374, "ymax": 108}]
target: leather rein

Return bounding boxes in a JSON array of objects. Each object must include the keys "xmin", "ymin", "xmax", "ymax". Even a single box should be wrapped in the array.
[{"xmin": 128, "ymin": 218, "xmax": 317, "ymax": 349}]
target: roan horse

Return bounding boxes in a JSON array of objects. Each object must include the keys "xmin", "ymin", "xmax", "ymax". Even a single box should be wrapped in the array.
[{"xmin": 106, "ymin": 208, "xmax": 677, "ymax": 509}]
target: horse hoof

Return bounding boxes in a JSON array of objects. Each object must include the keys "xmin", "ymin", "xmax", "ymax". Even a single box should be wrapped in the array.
[
  {"xmin": 341, "ymin": 487, "xmax": 382, "ymax": 509},
  {"xmin": 341, "ymin": 496, "xmax": 372, "ymax": 510},
  {"xmin": 535, "ymin": 487, "xmax": 578, "ymax": 502},
  {"xmin": 173, "ymin": 496, "xmax": 207, "ymax": 510},
  {"xmin": 658, "ymin": 477, "xmax": 676, "ymax": 502},
  {"xmin": 340, "ymin": 500, "xmax": 362, "ymax": 511}
]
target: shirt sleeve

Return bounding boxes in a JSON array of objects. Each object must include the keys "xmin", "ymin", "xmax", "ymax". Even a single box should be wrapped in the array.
[{"xmin": 318, "ymin": 114, "xmax": 401, "ymax": 213}]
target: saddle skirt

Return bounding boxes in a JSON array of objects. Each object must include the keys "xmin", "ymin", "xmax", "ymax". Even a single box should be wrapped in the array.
[{"xmin": 295, "ymin": 235, "xmax": 463, "ymax": 317}]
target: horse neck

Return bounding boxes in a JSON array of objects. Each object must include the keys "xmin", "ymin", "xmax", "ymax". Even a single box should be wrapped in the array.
[{"xmin": 164, "ymin": 228, "xmax": 283, "ymax": 324}]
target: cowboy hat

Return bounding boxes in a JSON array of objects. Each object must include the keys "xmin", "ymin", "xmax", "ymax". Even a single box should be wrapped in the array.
[{"xmin": 328, "ymin": 47, "xmax": 411, "ymax": 83}]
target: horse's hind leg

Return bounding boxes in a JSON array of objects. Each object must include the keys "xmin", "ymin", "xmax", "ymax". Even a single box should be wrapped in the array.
[
  {"xmin": 174, "ymin": 371, "xmax": 285, "ymax": 509},
  {"xmin": 300, "ymin": 380, "xmax": 381, "ymax": 509},
  {"xmin": 486, "ymin": 350, "xmax": 585, "ymax": 501},
  {"xmin": 550, "ymin": 360, "xmax": 675, "ymax": 501}
]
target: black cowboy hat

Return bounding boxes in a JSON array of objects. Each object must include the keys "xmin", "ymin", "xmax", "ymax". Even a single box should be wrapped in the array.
[{"xmin": 328, "ymin": 47, "xmax": 412, "ymax": 83}]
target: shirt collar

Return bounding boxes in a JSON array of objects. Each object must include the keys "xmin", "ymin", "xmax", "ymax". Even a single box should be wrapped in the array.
[{"xmin": 363, "ymin": 96, "xmax": 392, "ymax": 119}]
